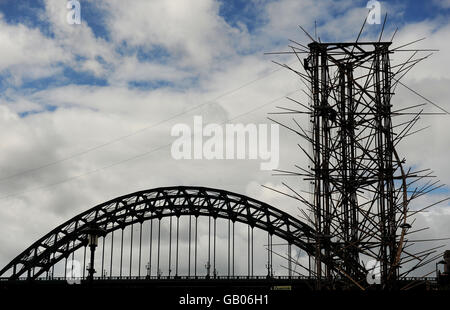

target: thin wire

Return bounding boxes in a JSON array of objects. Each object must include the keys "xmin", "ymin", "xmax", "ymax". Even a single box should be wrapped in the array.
[
  {"xmin": 393, "ymin": 78, "xmax": 449, "ymax": 114},
  {"xmin": 0, "ymin": 89, "xmax": 299, "ymax": 200},
  {"xmin": 0, "ymin": 65, "xmax": 287, "ymax": 183}
]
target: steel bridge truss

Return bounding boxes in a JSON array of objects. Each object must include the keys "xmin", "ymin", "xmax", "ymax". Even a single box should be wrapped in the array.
[{"xmin": 0, "ymin": 186, "xmax": 325, "ymax": 281}]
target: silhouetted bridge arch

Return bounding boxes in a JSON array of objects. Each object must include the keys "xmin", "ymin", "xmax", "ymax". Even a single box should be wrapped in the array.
[{"xmin": 0, "ymin": 186, "xmax": 322, "ymax": 282}]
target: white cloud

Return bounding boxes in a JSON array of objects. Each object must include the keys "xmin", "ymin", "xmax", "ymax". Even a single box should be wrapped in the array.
[
  {"xmin": 43, "ymin": 0, "xmax": 116, "ymax": 74},
  {"xmin": 433, "ymin": 0, "xmax": 450, "ymax": 9},
  {"xmin": 100, "ymin": 0, "xmax": 243, "ymax": 70},
  {"xmin": 0, "ymin": 14, "xmax": 69, "ymax": 85}
]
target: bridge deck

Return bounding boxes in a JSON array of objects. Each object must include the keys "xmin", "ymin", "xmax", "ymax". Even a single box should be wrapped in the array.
[{"xmin": 0, "ymin": 275, "xmax": 439, "ymax": 290}]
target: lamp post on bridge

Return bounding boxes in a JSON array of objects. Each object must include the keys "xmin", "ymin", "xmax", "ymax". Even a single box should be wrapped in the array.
[{"xmin": 82, "ymin": 225, "xmax": 106, "ymax": 284}]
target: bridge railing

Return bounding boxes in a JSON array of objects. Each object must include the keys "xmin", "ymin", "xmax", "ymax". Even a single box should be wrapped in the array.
[
  {"xmin": 0, "ymin": 275, "xmax": 438, "ymax": 282},
  {"xmin": 0, "ymin": 275, "xmax": 315, "ymax": 281}
]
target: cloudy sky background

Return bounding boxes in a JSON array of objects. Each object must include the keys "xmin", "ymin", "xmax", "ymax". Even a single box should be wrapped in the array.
[{"xmin": 0, "ymin": 0, "xmax": 448, "ymax": 278}]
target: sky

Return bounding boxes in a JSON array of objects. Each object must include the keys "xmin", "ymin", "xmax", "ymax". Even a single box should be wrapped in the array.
[{"xmin": 0, "ymin": 0, "xmax": 449, "ymax": 278}]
